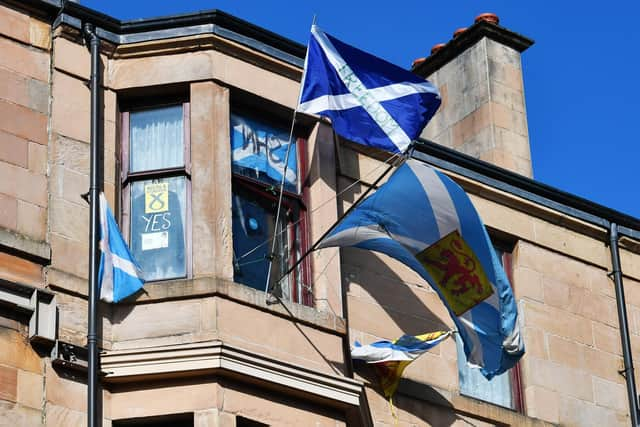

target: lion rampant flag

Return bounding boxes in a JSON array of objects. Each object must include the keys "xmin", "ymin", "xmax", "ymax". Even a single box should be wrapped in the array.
[
  {"xmin": 352, "ymin": 331, "xmax": 451, "ymax": 398},
  {"xmin": 319, "ymin": 159, "xmax": 524, "ymax": 379}
]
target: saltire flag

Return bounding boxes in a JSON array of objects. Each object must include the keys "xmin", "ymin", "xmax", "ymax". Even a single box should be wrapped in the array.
[
  {"xmin": 352, "ymin": 331, "xmax": 451, "ymax": 398},
  {"xmin": 99, "ymin": 193, "xmax": 145, "ymax": 303},
  {"xmin": 320, "ymin": 160, "xmax": 524, "ymax": 378},
  {"xmin": 298, "ymin": 25, "xmax": 441, "ymax": 154}
]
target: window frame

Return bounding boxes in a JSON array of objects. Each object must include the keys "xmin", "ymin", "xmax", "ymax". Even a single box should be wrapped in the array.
[
  {"xmin": 229, "ymin": 109, "xmax": 312, "ymax": 306},
  {"xmin": 120, "ymin": 101, "xmax": 193, "ymax": 281},
  {"xmin": 501, "ymin": 250, "xmax": 525, "ymax": 413},
  {"xmin": 296, "ymin": 134, "xmax": 312, "ymax": 306}
]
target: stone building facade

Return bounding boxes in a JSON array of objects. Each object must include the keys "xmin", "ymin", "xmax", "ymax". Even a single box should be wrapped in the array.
[{"xmin": 1, "ymin": 1, "xmax": 639, "ymax": 426}]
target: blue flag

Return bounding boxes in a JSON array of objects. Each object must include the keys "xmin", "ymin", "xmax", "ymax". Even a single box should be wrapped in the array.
[
  {"xmin": 319, "ymin": 160, "xmax": 524, "ymax": 378},
  {"xmin": 99, "ymin": 193, "xmax": 144, "ymax": 303},
  {"xmin": 298, "ymin": 25, "xmax": 441, "ymax": 154}
]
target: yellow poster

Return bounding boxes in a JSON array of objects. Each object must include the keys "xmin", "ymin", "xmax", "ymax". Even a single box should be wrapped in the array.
[
  {"xmin": 415, "ymin": 231, "xmax": 494, "ymax": 316},
  {"xmin": 144, "ymin": 183, "xmax": 169, "ymax": 214}
]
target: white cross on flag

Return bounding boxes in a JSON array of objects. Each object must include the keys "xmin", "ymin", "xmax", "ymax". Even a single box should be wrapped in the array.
[{"xmin": 298, "ymin": 25, "xmax": 441, "ymax": 153}]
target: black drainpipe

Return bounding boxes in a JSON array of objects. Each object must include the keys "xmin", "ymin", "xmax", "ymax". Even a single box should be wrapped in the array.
[
  {"xmin": 83, "ymin": 22, "xmax": 101, "ymax": 427},
  {"xmin": 609, "ymin": 222, "xmax": 639, "ymax": 427}
]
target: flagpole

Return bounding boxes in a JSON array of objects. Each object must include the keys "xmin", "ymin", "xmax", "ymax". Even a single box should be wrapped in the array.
[
  {"xmin": 263, "ymin": 17, "xmax": 315, "ymax": 298},
  {"xmin": 271, "ymin": 148, "xmax": 408, "ymax": 290},
  {"xmin": 84, "ymin": 23, "xmax": 101, "ymax": 427},
  {"xmin": 263, "ymin": 112, "xmax": 298, "ymax": 296}
]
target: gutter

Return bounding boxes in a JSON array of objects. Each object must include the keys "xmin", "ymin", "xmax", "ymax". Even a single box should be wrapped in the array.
[
  {"xmin": 413, "ymin": 139, "xmax": 640, "ymax": 242},
  {"xmin": 12, "ymin": 0, "xmax": 306, "ymax": 67}
]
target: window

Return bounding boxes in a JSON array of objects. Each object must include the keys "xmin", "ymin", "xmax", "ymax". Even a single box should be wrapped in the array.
[
  {"xmin": 236, "ymin": 416, "xmax": 268, "ymax": 427},
  {"xmin": 230, "ymin": 111, "xmax": 311, "ymax": 305},
  {"xmin": 113, "ymin": 413, "xmax": 193, "ymax": 427},
  {"xmin": 121, "ymin": 103, "xmax": 191, "ymax": 282},
  {"xmin": 456, "ymin": 246, "xmax": 524, "ymax": 411}
]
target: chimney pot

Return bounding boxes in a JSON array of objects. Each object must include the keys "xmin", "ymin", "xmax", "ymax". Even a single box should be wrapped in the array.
[
  {"xmin": 412, "ymin": 57, "xmax": 427, "ymax": 69},
  {"xmin": 430, "ymin": 43, "xmax": 446, "ymax": 55},
  {"xmin": 453, "ymin": 27, "xmax": 468, "ymax": 38},
  {"xmin": 475, "ymin": 13, "xmax": 500, "ymax": 25}
]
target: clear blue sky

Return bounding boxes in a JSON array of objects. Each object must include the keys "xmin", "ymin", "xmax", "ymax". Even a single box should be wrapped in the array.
[{"xmin": 83, "ymin": 0, "xmax": 640, "ymax": 219}]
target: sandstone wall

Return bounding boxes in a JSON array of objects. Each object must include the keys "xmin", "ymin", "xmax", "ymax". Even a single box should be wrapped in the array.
[{"xmin": 338, "ymin": 145, "xmax": 640, "ymax": 426}]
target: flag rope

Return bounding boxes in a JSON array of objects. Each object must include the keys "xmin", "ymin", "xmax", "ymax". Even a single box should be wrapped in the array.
[
  {"xmin": 269, "ymin": 147, "xmax": 411, "ymax": 294},
  {"xmin": 263, "ymin": 18, "xmax": 317, "ymax": 299},
  {"xmin": 235, "ymin": 149, "xmax": 402, "ymax": 263},
  {"xmin": 263, "ymin": 110, "xmax": 299, "ymax": 296},
  {"xmin": 389, "ymin": 396, "xmax": 399, "ymax": 426}
]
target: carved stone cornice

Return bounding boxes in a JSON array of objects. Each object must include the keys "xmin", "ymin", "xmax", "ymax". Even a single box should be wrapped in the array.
[{"xmin": 101, "ymin": 340, "xmax": 363, "ymax": 407}]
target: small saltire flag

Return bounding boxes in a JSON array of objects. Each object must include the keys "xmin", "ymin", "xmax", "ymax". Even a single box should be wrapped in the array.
[
  {"xmin": 352, "ymin": 331, "xmax": 451, "ymax": 398},
  {"xmin": 320, "ymin": 159, "xmax": 524, "ymax": 378},
  {"xmin": 298, "ymin": 25, "xmax": 441, "ymax": 154},
  {"xmin": 99, "ymin": 193, "xmax": 144, "ymax": 303}
]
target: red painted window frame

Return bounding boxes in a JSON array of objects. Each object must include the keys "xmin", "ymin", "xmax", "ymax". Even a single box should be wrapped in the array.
[
  {"xmin": 120, "ymin": 101, "xmax": 192, "ymax": 281},
  {"xmin": 296, "ymin": 135, "xmax": 313, "ymax": 306},
  {"xmin": 502, "ymin": 251, "xmax": 526, "ymax": 413}
]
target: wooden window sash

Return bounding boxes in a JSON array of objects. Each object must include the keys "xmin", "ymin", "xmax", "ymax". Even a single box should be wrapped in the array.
[{"xmin": 120, "ymin": 101, "xmax": 192, "ymax": 280}]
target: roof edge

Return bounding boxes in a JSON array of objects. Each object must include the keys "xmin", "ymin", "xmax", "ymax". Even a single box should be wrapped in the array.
[
  {"xmin": 5, "ymin": 0, "xmax": 306, "ymax": 62},
  {"xmin": 412, "ymin": 139, "xmax": 640, "ymax": 240}
]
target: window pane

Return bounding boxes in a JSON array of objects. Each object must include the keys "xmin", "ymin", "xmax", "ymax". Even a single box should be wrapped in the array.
[
  {"xmin": 130, "ymin": 105, "xmax": 184, "ymax": 172},
  {"xmin": 231, "ymin": 183, "xmax": 292, "ymax": 299},
  {"xmin": 231, "ymin": 113, "xmax": 298, "ymax": 193},
  {"xmin": 455, "ymin": 244, "xmax": 515, "ymax": 409},
  {"xmin": 456, "ymin": 334, "xmax": 514, "ymax": 408},
  {"xmin": 130, "ymin": 176, "xmax": 186, "ymax": 281}
]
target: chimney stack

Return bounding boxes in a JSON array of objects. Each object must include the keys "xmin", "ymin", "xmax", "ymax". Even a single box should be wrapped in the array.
[{"xmin": 413, "ymin": 14, "xmax": 535, "ymax": 177}]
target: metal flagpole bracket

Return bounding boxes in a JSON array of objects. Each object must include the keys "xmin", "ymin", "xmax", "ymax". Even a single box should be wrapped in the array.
[
  {"xmin": 265, "ymin": 278, "xmax": 282, "ymax": 305},
  {"xmin": 51, "ymin": 340, "xmax": 88, "ymax": 373}
]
